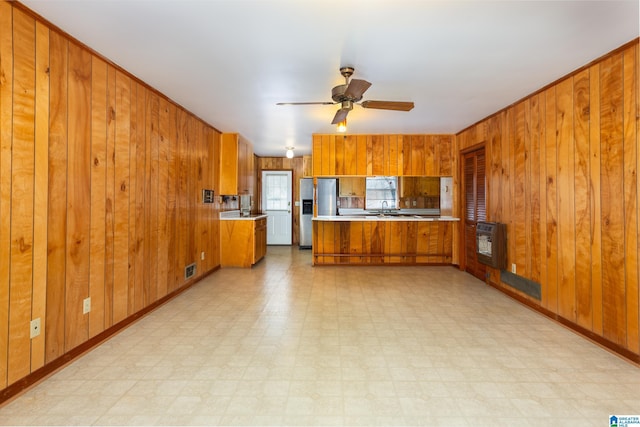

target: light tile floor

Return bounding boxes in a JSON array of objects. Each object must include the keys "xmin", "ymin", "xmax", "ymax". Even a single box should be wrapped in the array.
[{"xmin": 1, "ymin": 247, "xmax": 638, "ymax": 426}]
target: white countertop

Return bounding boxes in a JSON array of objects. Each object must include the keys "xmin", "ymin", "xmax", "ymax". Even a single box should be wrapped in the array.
[
  {"xmin": 313, "ymin": 215, "xmax": 460, "ymax": 222},
  {"xmin": 220, "ymin": 211, "xmax": 267, "ymax": 221}
]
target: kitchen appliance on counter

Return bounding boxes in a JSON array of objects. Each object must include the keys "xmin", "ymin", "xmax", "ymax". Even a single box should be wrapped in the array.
[
  {"xmin": 240, "ymin": 194, "xmax": 252, "ymax": 217},
  {"xmin": 317, "ymin": 178, "xmax": 338, "ymax": 216},
  {"xmin": 299, "ymin": 178, "xmax": 314, "ymax": 249}
]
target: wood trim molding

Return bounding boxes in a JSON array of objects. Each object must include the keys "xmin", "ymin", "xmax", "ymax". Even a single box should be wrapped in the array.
[
  {"xmin": 487, "ymin": 279, "xmax": 640, "ymax": 366},
  {"xmin": 0, "ymin": 267, "xmax": 219, "ymax": 406}
]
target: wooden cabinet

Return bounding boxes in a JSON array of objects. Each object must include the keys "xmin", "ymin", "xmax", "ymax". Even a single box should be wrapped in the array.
[
  {"xmin": 254, "ymin": 217, "xmax": 267, "ymax": 263},
  {"xmin": 339, "ymin": 177, "xmax": 365, "ymax": 197},
  {"xmin": 220, "ymin": 217, "xmax": 267, "ymax": 267},
  {"xmin": 220, "ymin": 133, "xmax": 253, "ymax": 195},
  {"xmin": 312, "ymin": 219, "xmax": 453, "ymax": 265},
  {"xmin": 312, "ymin": 134, "xmax": 453, "ymax": 178},
  {"xmin": 302, "ymin": 155, "xmax": 313, "ymax": 177},
  {"xmin": 400, "ymin": 177, "xmax": 441, "ymax": 197}
]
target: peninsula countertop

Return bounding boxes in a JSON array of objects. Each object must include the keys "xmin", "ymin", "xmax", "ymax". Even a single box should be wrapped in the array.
[{"xmin": 313, "ymin": 215, "xmax": 459, "ymax": 222}]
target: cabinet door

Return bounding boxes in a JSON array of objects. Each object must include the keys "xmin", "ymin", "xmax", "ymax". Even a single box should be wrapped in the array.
[
  {"xmin": 220, "ymin": 133, "xmax": 239, "ymax": 194},
  {"xmin": 253, "ymin": 218, "xmax": 267, "ymax": 263},
  {"xmin": 339, "ymin": 178, "xmax": 352, "ymax": 197}
]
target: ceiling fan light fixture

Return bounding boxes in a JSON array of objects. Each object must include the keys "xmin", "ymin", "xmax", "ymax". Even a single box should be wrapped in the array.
[
  {"xmin": 336, "ymin": 119, "xmax": 347, "ymax": 133},
  {"xmin": 285, "ymin": 147, "xmax": 295, "ymax": 158}
]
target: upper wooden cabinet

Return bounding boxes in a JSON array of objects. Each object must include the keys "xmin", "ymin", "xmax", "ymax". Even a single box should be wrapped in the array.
[
  {"xmin": 312, "ymin": 134, "xmax": 453, "ymax": 177},
  {"xmin": 220, "ymin": 133, "xmax": 254, "ymax": 195},
  {"xmin": 339, "ymin": 177, "xmax": 366, "ymax": 197},
  {"xmin": 400, "ymin": 177, "xmax": 441, "ymax": 197}
]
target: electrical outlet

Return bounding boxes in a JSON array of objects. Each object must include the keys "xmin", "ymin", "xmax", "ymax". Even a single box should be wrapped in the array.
[
  {"xmin": 30, "ymin": 318, "xmax": 41, "ymax": 339},
  {"xmin": 83, "ymin": 297, "xmax": 91, "ymax": 314},
  {"xmin": 201, "ymin": 251, "xmax": 205, "ymax": 260},
  {"xmin": 412, "ymin": 200, "xmax": 417, "ymax": 207},
  {"xmin": 511, "ymin": 263, "xmax": 517, "ymax": 274}
]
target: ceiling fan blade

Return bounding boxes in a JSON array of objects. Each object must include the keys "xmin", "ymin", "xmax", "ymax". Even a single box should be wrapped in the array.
[
  {"xmin": 331, "ymin": 108, "xmax": 350, "ymax": 125},
  {"xmin": 344, "ymin": 79, "xmax": 371, "ymax": 100},
  {"xmin": 361, "ymin": 100, "xmax": 415, "ymax": 111},
  {"xmin": 276, "ymin": 101, "xmax": 335, "ymax": 105}
]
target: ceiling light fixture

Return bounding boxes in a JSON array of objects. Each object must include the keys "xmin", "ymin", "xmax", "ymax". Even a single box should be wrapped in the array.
[
  {"xmin": 336, "ymin": 119, "xmax": 347, "ymax": 133},
  {"xmin": 285, "ymin": 147, "xmax": 294, "ymax": 158}
]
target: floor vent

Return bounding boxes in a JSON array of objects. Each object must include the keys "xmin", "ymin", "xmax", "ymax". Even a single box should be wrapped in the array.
[
  {"xmin": 500, "ymin": 270, "xmax": 541, "ymax": 300},
  {"xmin": 184, "ymin": 263, "xmax": 196, "ymax": 280}
]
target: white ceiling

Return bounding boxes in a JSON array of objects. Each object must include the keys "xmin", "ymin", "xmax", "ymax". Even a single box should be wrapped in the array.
[{"xmin": 21, "ymin": 0, "xmax": 640, "ymax": 157}]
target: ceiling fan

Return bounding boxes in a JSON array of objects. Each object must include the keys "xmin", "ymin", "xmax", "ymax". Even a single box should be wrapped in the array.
[{"xmin": 277, "ymin": 67, "xmax": 414, "ymax": 125}]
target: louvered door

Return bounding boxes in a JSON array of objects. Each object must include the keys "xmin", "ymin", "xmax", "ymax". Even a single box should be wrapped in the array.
[{"xmin": 463, "ymin": 148, "xmax": 487, "ymax": 280}]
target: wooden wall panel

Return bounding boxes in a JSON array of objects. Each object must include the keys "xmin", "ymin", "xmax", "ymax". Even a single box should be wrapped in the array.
[
  {"xmin": 133, "ymin": 82, "xmax": 146, "ymax": 308},
  {"xmin": 127, "ymin": 82, "xmax": 139, "ymax": 314},
  {"xmin": 387, "ymin": 135, "xmax": 399, "ymax": 176},
  {"xmin": 0, "ymin": 0, "xmax": 13, "ymax": 388},
  {"xmin": 410, "ymin": 135, "xmax": 424, "ymax": 176},
  {"xmin": 623, "ymin": 46, "xmax": 639, "ymax": 353},
  {"xmin": 157, "ymin": 98, "xmax": 171, "ymax": 298},
  {"xmin": 166, "ymin": 101, "xmax": 178, "ymax": 291},
  {"xmin": 312, "ymin": 135, "xmax": 322, "ymax": 177},
  {"xmin": 544, "ymin": 87, "xmax": 559, "ymax": 313},
  {"xmin": 513, "ymin": 102, "xmax": 526, "ymax": 275},
  {"xmin": 334, "ymin": 135, "xmax": 344, "ymax": 175},
  {"xmin": 0, "ymin": 0, "xmax": 223, "ymax": 393},
  {"xmin": 356, "ymin": 135, "xmax": 367, "ymax": 175},
  {"xmin": 456, "ymin": 41, "xmax": 640, "ymax": 359},
  {"xmin": 145, "ymin": 91, "xmax": 159, "ymax": 306},
  {"xmin": 573, "ymin": 69, "xmax": 592, "ymax": 328},
  {"xmin": 112, "ymin": 70, "xmax": 131, "ymax": 323},
  {"xmin": 600, "ymin": 54, "xmax": 626, "ymax": 346},
  {"xmin": 556, "ymin": 77, "xmax": 576, "ymax": 322},
  {"xmin": 529, "ymin": 95, "xmax": 542, "ymax": 286},
  {"xmin": 589, "ymin": 63, "xmax": 603, "ymax": 336},
  {"xmin": 344, "ymin": 135, "xmax": 356, "ymax": 175},
  {"xmin": 31, "ymin": 20, "xmax": 49, "ymax": 371},
  {"xmin": 424, "ymin": 135, "xmax": 435, "ymax": 176},
  {"xmin": 371, "ymin": 135, "xmax": 384, "ymax": 176},
  {"xmin": 64, "ymin": 42, "xmax": 92, "ymax": 351},
  {"xmin": 45, "ymin": 30, "xmax": 68, "ymax": 363},
  {"xmin": 8, "ymin": 9, "xmax": 36, "ymax": 384},
  {"xmin": 89, "ymin": 56, "xmax": 107, "ymax": 339}
]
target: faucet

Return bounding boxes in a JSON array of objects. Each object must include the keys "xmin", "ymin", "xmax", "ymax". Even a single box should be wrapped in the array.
[{"xmin": 381, "ymin": 200, "xmax": 388, "ymax": 215}]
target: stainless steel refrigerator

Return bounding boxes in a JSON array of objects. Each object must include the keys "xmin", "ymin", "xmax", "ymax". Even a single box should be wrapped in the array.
[
  {"xmin": 317, "ymin": 178, "xmax": 338, "ymax": 216},
  {"xmin": 299, "ymin": 178, "xmax": 313, "ymax": 249}
]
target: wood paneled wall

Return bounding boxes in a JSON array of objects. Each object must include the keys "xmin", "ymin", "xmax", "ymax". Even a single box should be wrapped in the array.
[
  {"xmin": 256, "ymin": 157, "xmax": 304, "ymax": 245},
  {"xmin": 456, "ymin": 40, "xmax": 640, "ymax": 358},
  {"xmin": 0, "ymin": 3, "xmax": 221, "ymax": 390}
]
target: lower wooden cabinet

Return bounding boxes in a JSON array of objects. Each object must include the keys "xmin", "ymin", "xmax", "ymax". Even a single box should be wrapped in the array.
[
  {"xmin": 220, "ymin": 217, "xmax": 267, "ymax": 267},
  {"xmin": 253, "ymin": 218, "xmax": 267, "ymax": 263},
  {"xmin": 312, "ymin": 220, "xmax": 453, "ymax": 266}
]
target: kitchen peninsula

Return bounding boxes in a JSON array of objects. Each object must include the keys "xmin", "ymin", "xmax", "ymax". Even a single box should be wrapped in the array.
[{"xmin": 312, "ymin": 215, "xmax": 458, "ymax": 266}]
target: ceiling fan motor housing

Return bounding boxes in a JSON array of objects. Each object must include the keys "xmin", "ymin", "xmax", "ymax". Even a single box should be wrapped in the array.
[{"xmin": 331, "ymin": 84, "xmax": 361, "ymax": 104}]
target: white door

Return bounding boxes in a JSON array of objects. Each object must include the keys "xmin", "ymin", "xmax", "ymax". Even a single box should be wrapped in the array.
[{"xmin": 262, "ymin": 171, "xmax": 292, "ymax": 245}]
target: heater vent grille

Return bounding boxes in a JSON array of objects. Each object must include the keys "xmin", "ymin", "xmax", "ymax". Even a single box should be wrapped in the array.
[{"xmin": 185, "ymin": 263, "xmax": 196, "ymax": 280}]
